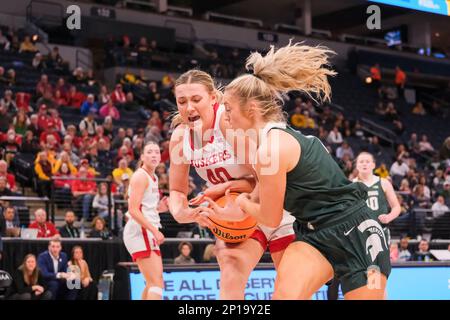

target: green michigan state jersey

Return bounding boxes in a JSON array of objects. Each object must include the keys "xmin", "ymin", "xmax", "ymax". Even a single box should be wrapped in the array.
[
  {"xmin": 354, "ymin": 176, "xmax": 389, "ymax": 216},
  {"xmin": 268, "ymin": 124, "xmax": 369, "ymax": 225}
]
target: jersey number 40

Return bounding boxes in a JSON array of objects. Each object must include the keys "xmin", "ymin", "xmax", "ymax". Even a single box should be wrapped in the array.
[{"xmin": 207, "ymin": 168, "xmax": 232, "ymax": 185}]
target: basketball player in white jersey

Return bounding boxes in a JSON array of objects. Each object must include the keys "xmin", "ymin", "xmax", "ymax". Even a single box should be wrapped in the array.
[
  {"xmin": 123, "ymin": 141, "xmax": 165, "ymax": 300},
  {"xmin": 169, "ymin": 69, "xmax": 295, "ymax": 300}
]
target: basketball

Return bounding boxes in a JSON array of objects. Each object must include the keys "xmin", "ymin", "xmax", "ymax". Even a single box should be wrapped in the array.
[{"xmin": 207, "ymin": 192, "xmax": 257, "ymax": 243}]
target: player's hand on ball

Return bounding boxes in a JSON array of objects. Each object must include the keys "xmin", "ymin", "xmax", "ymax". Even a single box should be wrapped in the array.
[
  {"xmin": 204, "ymin": 189, "xmax": 247, "ymax": 222},
  {"xmin": 189, "ymin": 183, "xmax": 228, "ymax": 205}
]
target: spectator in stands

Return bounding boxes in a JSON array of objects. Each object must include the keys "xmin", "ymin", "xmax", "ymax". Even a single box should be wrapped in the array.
[
  {"xmin": 1, "ymin": 90, "xmax": 18, "ymax": 116},
  {"xmin": 147, "ymin": 81, "xmax": 161, "ymax": 106},
  {"xmin": 389, "ymin": 243, "xmax": 399, "ymax": 263},
  {"xmin": 36, "ymin": 90, "xmax": 56, "ymax": 111},
  {"xmin": 111, "ymin": 128, "xmax": 126, "ymax": 150},
  {"xmin": 37, "ymin": 239, "xmax": 77, "ymax": 300},
  {"xmin": 32, "ymin": 52, "xmax": 46, "ymax": 71},
  {"xmin": 28, "ymin": 209, "xmax": 58, "ymax": 238},
  {"xmin": 79, "ymin": 111, "xmax": 98, "ymax": 136},
  {"xmin": 36, "ymin": 74, "xmax": 53, "ymax": 99},
  {"xmin": 0, "ymin": 160, "xmax": 17, "ymax": 192},
  {"xmin": 397, "ymin": 237, "xmax": 412, "ymax": 262},
  {"xmin": 439, "ymin": 136, "xmax": 450, "ymax": 160},
  {"xmin": 68, "ymin": 246, "xmax": 96, "ymax": 300},
  {"xmin": 21, "ymin": 130, "xmax": 40, "ymax": 155},
  {"xmin": 7, "ymin": 254, "xmax": 52, "ymax": 300},
  {"xmin": 98, "ymin": 85, "xmax": 111, "ymax": 105},
  {"xmin": 390, "ymin": 157, "xmax": 410, "ymax": 180},
  {"xmin": 418, "ymin": 134, "xmax": 435, "ymax": 156},
  {"xmin": 92, "ymin": 182, "xmax": 114, "ymax": 220},
  {"xmin": 53, "ymin": 151, "xmax": 77, "ymax": 175},
  {"xmin": 6, "ymin": 68, "xmax": 17, "ymax": 87},
  {"xmin": 366, "ymin": 136, "xmax": 381, "ymax": 157},
  {"xmin": 47, "ymin": 46, "xmax": 65, "ymax": 70},
  {"xmin": 370, "ymin": 63, "xmax": 381, "ymax": 93},
  {"xmin": 102, "ymin": 116, "xmax": 114, "ymax": 137},
  {"xmin": 399, "ymin": 179, "xmax": 412, "ymax": 195},
  {"xmin": 39, "ymin": 121, "xmax": 61, "ymax": 149},
  {"xmin": 0, "ymin": 206, "xmax": 20, "ymax": 237},
  {"xmin": 174, "ymin": 241, "xmax": 196, "ymax": 265},
  {"xmin": 80, "ymin": 94, "xmax": 99, "ymax": 116},
  {"xmin": 289, "ymin": 106, "xmax": 303, "ymax": 130},
  {"xmin": 395, "ymin": 66, "xmax": 406, "ymax": 98},
  {"xmin": 336, "ymin": 141, "xmax": 354, "ymax": 160},
  {"xmin": 327, "ymin": 126, "xmax": 343, "ymax": 148},
  {"xmin": 71, "ymin": 67, "xmax": 85, "ymax": 85},
  {"xmin": 19, "ymin": 35, "xmax": 38, "ymax": 53},
  {"xmin": 123, "ymin": 92, "xmax": 141, "ymax": 113},
  {"xmin": 375, "ymin": 162, "xmax": 389, "ymax": 179},
  {"xmin": 412, "ymin": 184, "xmax": 430, "ymax": 208},
  {"xmin": 117, "ymin": 173, "xmax": 130, "ymax": 198},
  {"xmin": 145, "ymin": 125, "xmax": 163, "ymax": 144},
  {"xmin": 1, "ymin": 129, "xmax": 21, "ymax": 163},
  {"xmin": 67, "ymin": 85, "xmax": 86, "ymax": 109},
  {"xmin": 0, "ymin": 104, "xmax": 12, "ymax": 133},
  {"xmin": 0, "ymin": 66, "xmax": 8, "ymax": 84},
  {"xmin": 55, "ymin": 78, "xmax": 68, "ymax": 99},
  {"xmin": 0, "ymin": 30, "xmax": 10, "ymax": 50},
  {"xmin": 88, "ymin": 216, "xmax": 111, "ymax": 240},
  {"xmin": 99, "ymin": 98, "xmax": 120, "ymax": 120},
  {"xmin": 59, "ymin": 211, "xmax": 80, "ymax": 238},
  {"xmin": 13, "ymin": 110, "xmax": 30, "ymax": 136},
  {"xmin": 111, "ymin": 83, "xmax": 126, "ymax": 106},
  {"xmin": 53, "ymin": 163, "xmax": 74, "ymax": 208},
  {"xmin": 407, "ymin": 133, "xmax": 420, "ymax": 156},
  {"xmin": 431, "ymin": 195, "xmax": 449, "ymax": 219},
  {"xmin": 27, "ymin": 114, "xmax": 41, "ymax": 137},
  {"xmin": 0, "ymin": 176, "xmax": 13, "ymax": 198},
  {"xmin": 34, "ymin": 151, "xmax": 53, "ymax": 197},
  {"xmin": 413, "ymin": 240, "xmax": 433, "ymax": 262},
  {"xmin": 71, "ymin": 166, "xmax": 97, "ymax": 222},
  {"xmin": 412, "ymin": 102, "xmax": 426, "ymax": 115},
  {"xmin": 112, "ymin": 158, "xmax": 133, "ymax": 186}
]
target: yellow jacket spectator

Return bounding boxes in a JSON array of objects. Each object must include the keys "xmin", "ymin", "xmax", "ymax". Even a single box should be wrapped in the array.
[
  {"xmin": 112, "ymin": 159, "xmax": 134, "ymax": 185},
  {"xmin": 79, "ymin": 158, "xmax": 100, "ymax": 176},
  {"xmin": 34, "ymin": 152, "xmax": 53, "ymax": 181},
  {"xmin": 375, "ymin": 163, "xmax": 389, "ymax": 178},
  {"xmin": 52, "ymin": 152, "xmax": 78, "ymax": 175}
]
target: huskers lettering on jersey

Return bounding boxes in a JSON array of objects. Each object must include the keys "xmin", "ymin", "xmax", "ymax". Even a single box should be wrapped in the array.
[{"xmin": 182, "ymin": 104, "xmax": 253, "ymax": 186}]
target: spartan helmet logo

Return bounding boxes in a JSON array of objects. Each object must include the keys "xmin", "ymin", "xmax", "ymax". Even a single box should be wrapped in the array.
[{"xmin": 357, "ymin": 219, "xmax": 387, "ymax": 262}]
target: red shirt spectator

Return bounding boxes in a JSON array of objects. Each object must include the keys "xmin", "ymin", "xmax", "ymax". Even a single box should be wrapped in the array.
[
  {"xmin": 40, "ymin": 125, "xmax": 62, "ymax": 146},
  {"xmin": 36, "ymin": 75, "xmax": 53, "ymax": 97},
  {"xmin": 370, "ymin": 64, "xmax": 381, "ymax": 81},
  {"xmin": 28, "ymin": 208, "xmax": 59, "ymax": 238},
  {"xmin": 0, "ymin": 159, "xmax": 16, "ymax": 191},
  {"xmin": 67, "ymin": 86, "xmax": 86, "ymax": 108},
  {"xmin": 71, "ymin": 172, "xmax": 97, "ymax": 194},
  {"xmin": 395, "ymin": 67, "xmax": 406, "ymax": 87},
  {"xmin": 37, "ymin": 104, "xmax": 51, "ymax": 131},
  {"xmin": 111, "ymin": 84, "xmax": 126, "ymax": 105}
]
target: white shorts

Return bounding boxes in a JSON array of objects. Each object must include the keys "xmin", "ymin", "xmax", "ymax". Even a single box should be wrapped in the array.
[
  {"xmin": 123, "ymin": 219, "xmax": 160, "ymax": 262},
  {"xmin": 249, "ymin": 212, "xmax": 296, "ymax": 253}
]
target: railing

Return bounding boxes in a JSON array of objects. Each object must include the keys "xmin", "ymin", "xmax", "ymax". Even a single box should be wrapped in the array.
[
  {"xmin": 274, "ymin": 23, "xmax": 331, "ymax": 39},
  {"xmin": 204, "ymin": 11, "xmax": 263, "ymax": 28},
  {"xmin": 0, "ymin": 196, "xmax": 50, "ymax": 226},
  {"xmin": 360, "ymin": 117, "xmax": 397, "ymax": 146},
  {"xmin": 50, "ymin": 176, "xmax": 115, "ymax": 232}
]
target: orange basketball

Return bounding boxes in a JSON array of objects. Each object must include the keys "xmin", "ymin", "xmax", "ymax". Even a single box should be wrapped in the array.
[{"xmin": 207, "ymin": 192, "xmax": 257, "ymax": 243}]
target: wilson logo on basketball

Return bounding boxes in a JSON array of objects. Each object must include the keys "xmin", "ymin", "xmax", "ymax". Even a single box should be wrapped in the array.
[{"xmin": 212, "ymin": 227, "xmax": 247, "ymax": 241}]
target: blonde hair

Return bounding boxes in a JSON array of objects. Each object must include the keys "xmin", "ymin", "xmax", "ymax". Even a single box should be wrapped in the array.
[
  {"xmin": 226, "ymin": 40, "xmax": 336, "ymax": 122},
  {"xmin": 171, "ymin": 69, "xmax": 222, "ymax": 128}
]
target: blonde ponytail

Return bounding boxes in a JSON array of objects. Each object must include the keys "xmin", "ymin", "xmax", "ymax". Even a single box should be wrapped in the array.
[{"xmin": 226, "ymin": 40, "xmax": 336, "ymax": 122}]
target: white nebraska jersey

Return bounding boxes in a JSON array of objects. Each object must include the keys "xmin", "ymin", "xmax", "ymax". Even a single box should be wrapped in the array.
[
  {"xmin": 182, "ymin": 104, "xmax": 253, "ymax": 187},
  {"xmin": 127, "ymin": 168, "xmax": 161, "ymax": 228}
]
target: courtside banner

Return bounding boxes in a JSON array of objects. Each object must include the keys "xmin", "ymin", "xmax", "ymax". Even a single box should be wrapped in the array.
[{"xmin": 129, "ymin": 265, "xmax": 450, "ymax": 300}]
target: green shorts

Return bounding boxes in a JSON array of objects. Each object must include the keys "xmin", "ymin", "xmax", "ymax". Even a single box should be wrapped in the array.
[{"xmin": 296, "ymin": 206, "xmax": 391, "ymax": 294}]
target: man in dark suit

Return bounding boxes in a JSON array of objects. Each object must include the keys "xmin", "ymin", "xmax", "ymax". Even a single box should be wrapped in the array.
[
  {"xmin": 58, "ymin": 211, "xmax": 80, "ymax": 238},
  {"xmin": 37, "ymin": 239, "xmax": 78, "ymax": 300},
  {"xmin": 0, "ymin": 206, "xmax": 21, "ymax": 237}
]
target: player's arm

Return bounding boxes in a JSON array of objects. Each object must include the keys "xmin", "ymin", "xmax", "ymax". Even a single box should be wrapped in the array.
[
  {"xmin": 128, "ymin": 171, "xmax": 159, "ymax": 235},
  {"xmin": 239, "ymin": 130, "xmax": 298, "ymax": 228},
  {"xmin": 168, "ymin": 125, "xmax": 207, "ymax": 224},
  {"xmin": 379, "ymin": 178, "xmax": 401, "ymax": 224}
]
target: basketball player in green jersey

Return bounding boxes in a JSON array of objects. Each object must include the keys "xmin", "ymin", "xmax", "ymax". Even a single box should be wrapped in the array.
[
  {"xmin": 354, "ymin": 152, "xmax": 401, "ymax": 244},
  {"xmin": 205, "ymin": 41, "xmax": 392, "ymax": 299}
]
